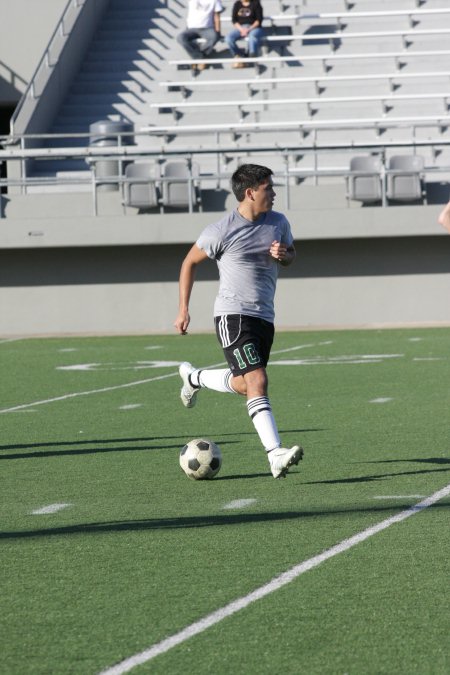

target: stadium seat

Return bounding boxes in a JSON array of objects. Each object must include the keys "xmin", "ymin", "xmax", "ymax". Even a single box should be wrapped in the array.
[
  {"xmin": 347, "ymin": 155, "xmax": 383, "ymax": 205},
  {"xmin": 161, "ymin": 159, "xmax": 202, "ymax": 211},
  {"xmin": 122, "ymin": 162, "xmax": 160, "ymax": 212},
  {"xmin": 386, "ymin": 154, "xmax": 426, "ymax": 203}
]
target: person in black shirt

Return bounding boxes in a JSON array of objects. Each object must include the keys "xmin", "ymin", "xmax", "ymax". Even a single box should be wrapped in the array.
[{"xmin": 226, "ymin": 0, "xmax": 264, "ymax": 67}]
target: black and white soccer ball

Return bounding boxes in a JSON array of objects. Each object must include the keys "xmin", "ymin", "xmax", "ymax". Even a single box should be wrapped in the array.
[{"xmin": 180, "ymin": 438, "xmax": 222, "ymax": 480}]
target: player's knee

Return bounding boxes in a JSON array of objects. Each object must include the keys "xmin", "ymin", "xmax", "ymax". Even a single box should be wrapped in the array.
[{"xmin": 244, "ymin": 367, "xmax": 268, "ymax": 396}]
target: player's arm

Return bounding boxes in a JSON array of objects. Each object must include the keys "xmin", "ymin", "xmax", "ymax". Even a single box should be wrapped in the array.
[
  {"xmin": 174, "ymin": 244, "xmax": 209, "ymax": 335},
  {"xmin": 269, "ymin": 241, "xmax": 296, "ymax": 267},
  {"xmin": 438, "ymin": 201, "xmax": 450, "ymax": 233}
]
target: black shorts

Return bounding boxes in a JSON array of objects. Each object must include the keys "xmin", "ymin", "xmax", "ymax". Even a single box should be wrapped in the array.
[{"xmin": 214, "ymin": 314, "xmax": 274, "ymax": 376}]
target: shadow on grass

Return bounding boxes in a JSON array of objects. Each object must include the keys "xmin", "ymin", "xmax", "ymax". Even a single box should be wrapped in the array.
[
  {"xmin": 305, "ymin": 456, "xmax": 450, "ymax": 485},
  {"xmin": 0, "ymin": 439, "xmax": 240, "ymax": 460},
  {"xmin": 2, "ymin": 501, "xmax": 448, "ymax": 541},
  {"xmin": 0, "ymin": 428, "xmax": 322, "ymax": 460}
]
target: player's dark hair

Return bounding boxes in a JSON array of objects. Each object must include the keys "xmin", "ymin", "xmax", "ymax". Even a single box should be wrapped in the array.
[{"xmin": 231, "ymin": 164, "xmax": 273, "ymax": 202}]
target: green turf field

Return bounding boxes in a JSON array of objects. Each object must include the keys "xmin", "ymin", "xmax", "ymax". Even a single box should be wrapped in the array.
[{"xmin": 1, "ymin": 328, "xmax": 449, "ymax": 674}]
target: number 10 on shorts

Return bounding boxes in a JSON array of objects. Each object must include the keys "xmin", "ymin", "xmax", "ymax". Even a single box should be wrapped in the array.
[{"xmin": 233, "ymin": 343, "xmax": 261, "ymax": 369}]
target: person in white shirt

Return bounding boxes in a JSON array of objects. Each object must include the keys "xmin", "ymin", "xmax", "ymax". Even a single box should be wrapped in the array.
[{"xmin": 177, "ymin": 0, "xmax": 224, "ymax": 70}]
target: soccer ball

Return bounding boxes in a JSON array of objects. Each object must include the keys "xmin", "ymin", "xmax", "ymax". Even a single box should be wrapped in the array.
[{"xmin": 180, "ymin": 438, "xmax": 222, "ymax": 480}]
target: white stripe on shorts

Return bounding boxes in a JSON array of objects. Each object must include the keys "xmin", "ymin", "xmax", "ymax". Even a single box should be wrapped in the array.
[{"xmin": 218, "ymin": 315, "xmax": 230, "ymax": 348}]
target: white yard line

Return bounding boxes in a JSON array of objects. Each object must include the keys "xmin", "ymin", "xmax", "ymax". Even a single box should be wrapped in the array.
[
  {"xmin": 99, "ymin": 482, "xmax": 450, "ymax": 675},
  {"xmin": 30, "ymin": 503, "xmax": 72, "ymax": 515},
  {"xmin": 373, "ymin": 495, "xmax": 426, "ymax": 500},
  {"xmin": 0, "ymin": 372, "xmax": 181, "ymax": 414},
  {"xmin": 223, "ymin": 499, "xmax": 257, "ymax": 510},
  {"xmin": 0, "ymin": 344, "xmax": 314, "ymax": 414},
  {"xmin": 370, "ymin": 398, "xmax": 393, "ymax": 403},
  {"xmin": 0, "ymin": 337, "xmax": 26, "ymax": 344}
]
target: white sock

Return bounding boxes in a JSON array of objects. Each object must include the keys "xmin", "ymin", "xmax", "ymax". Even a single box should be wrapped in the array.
[
  {"xmin": 192, "ymin": 368, "xmax": 237, "ymax": 394},
  {"xmin": 247, "ymin": 396, "xmax": 281, "ymax": 452}
]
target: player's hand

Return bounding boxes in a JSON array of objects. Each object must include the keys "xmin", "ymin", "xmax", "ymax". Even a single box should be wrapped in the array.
[
  {"xmin": 269, "ymin": 240, "xmax": 288, "ymax": 262},
  {"xmin": 174, "ymin": 310, "xmax": 190, "ymax": 335}
]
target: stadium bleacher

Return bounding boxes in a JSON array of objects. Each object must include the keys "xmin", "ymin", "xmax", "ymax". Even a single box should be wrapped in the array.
[
  {"xmin": 4, "ymin": 0, "xmax": 450, "ymax": 207},
  {"xmin": 2, "ymin": 0, "xmax": 450, "ymax": 337}
]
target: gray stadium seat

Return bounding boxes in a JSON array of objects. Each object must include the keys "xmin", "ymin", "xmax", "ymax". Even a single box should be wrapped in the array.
[
  {"xmin": 161, "ymin": 159, "xmax": 201, "ymax": 211},
  {"xmin": 122, "ymin": 162, "xmax": 160, "ymax": 211},
  {"xmin": 386, "ymin": 154, "xmax": 426, "ymax": 203},
  {"xmin": 347, "ymin": 155, "xmax": 383, "ymax": 204}
]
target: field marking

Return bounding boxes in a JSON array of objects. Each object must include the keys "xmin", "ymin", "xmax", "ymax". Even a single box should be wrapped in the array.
[
  {"xmin": 373, "ymin": 495, "xmax": 425, "ymax": 500},
  {"xmin": 413, "ymin": 357, "xmax": 443, "ymax": 362},
  {"xmin": 370, "ymin": 397, "xmax": 393, "ymax": 404},
  {"xmin": 30, "ymin": 503, "xmax": 72, "ymax": 515},
  {"xmin": 0, "ymin": 337, "xmax": 26, "ymax": 344},
  {"xmin": 57, "ymin": 361, "xmax": 182, "ymax": 372},
  {"xmin": 99, "ymin": 482, "xmax": 450, "ymax": 675},
  {"xmin": 0, "ymin": 343, "xmax": 317, "ymax": 415},
  {"xmin": 0, "ymin": 372, "xmax": 182, "ymax": 414},
  {"xmin": 119, "ymin": 404, "xmax": 143, "ymax": 410},
  {"xmin": 271, "ymin": 354, "xmax": 403, "ymax": 366},
  {"xmin": 223, "ymin": 499, "xmax": 257, "ymax": 510}
]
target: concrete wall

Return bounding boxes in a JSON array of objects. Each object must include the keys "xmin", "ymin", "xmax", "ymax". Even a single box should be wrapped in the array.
[
  {"xmin": 0, "ymin": 0, "xmax": 67, "ymax": 104},
  {"xmin": 1, "ymin": 202, "xmax": 449, "ymax": 336}
]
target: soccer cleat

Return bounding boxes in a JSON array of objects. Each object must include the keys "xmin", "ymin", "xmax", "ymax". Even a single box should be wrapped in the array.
[
  {"xmin": 268, "ymin": 445, "xmax": 304, "ymax": 479},
  {"xmin": 179, "ymin": 362, "xmax": 200, "ymax": 408}
]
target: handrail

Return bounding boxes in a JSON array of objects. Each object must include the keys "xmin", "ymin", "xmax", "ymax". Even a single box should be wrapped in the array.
[
  {"xmin": 5, "ymin": 112, "xmax": 450, "ymax": 144},
  {"xmin": 1, "ymin": 137, "xmax": 449, "ymax": 217},
  {"xmin": 10, "ymin": 0, "xmax": 84, "ymax": 136},
  {"xmin": 3, "ymin": 136, "xmax": 450, "ymax": 160}
]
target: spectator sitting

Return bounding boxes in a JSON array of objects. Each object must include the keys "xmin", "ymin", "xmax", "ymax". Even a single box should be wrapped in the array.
[
  {"xmin": 177, "ymin": 0, "xmax": 224, "ymax": 71},
  {"xmin": 226, "ymin": 0, "xmax": 264, "ymax": 68}
]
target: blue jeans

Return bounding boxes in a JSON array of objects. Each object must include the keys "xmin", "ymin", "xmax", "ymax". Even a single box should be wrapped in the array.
[
  {"xmin": 226, "ymin": 25, "xmax": 264, "ymax": 57},
  {"xmin": 177, "ymin": 27, "xmax": 219, "ymax": 59}
]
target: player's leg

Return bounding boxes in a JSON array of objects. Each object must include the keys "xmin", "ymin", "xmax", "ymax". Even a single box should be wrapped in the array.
[
  {"xmin": 178, "ymin": 315, "xmax": 243, "ymax": 407},
  {"xmin": 179, "ymin": 361, "xmax": 237, "ymax": 408},
  {"xmin": 229, "ymin": 316, "xmax": 304, "ymax": 478},
  {"xmin": 178, "ymin": 315, "xmax": 303, "ymax": 476}
]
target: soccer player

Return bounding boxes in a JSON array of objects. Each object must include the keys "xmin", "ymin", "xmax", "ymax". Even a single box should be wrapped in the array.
[{"xmin": 174, "ymin": 163, "xmax": 304, "ymax": 478}]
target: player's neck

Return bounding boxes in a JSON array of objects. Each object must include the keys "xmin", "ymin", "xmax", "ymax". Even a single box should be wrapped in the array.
[{"xmin": 237, "ymin": 204, "xmax": 266, "ymax": 222}]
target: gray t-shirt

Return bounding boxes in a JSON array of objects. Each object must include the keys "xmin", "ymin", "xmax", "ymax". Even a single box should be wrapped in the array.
[{"xmin": 196, "ymin": 208, "xmax": 294, "ymax": 322}]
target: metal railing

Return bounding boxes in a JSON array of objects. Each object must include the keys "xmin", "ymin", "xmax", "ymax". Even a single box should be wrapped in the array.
[{"xmin": 1, "ymin": 133, "xmax": 450, "ymax": 216}]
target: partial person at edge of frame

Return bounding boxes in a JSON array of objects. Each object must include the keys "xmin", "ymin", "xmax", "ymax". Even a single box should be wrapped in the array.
[{"xmin": 437, "ymin": 200, "xmax": 450, "ymax": 233}]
